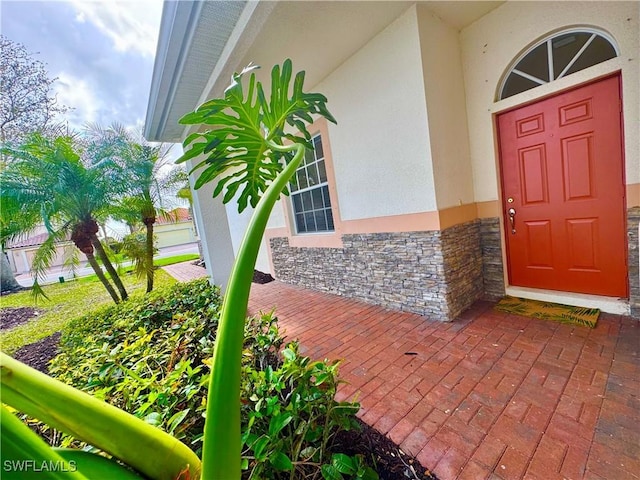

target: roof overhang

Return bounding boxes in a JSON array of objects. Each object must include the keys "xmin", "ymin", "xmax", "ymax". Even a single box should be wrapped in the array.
[
  {"xmin": 144, "ymin": 0, "xmax": 504, "ymax": 143},
  {"xmin": 144, "ymin": 0, "xmax": 250, "ymax": 142}
]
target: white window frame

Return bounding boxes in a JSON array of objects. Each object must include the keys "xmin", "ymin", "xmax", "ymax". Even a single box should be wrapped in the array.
[
  {"xmin": 288, "ymin": 133, "xmax": 334, "ymax": 234},
  {"xmin": 498, "ymin": 27, "xmax": 619, "ymax": 100}
]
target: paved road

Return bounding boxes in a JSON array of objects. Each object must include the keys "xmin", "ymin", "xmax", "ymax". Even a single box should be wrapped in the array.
[{"xmin": 15, "ymin": 242, "xmax": 200, "ymax": 287}]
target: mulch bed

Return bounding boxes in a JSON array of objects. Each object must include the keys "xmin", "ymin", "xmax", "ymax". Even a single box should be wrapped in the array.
[
  {"xmin": 335, "ymin": 417, "xmax": 437, "ymax": 479},
  {"xmin": 252, "ymin": 270, "xmax": 274, "ymax": 284},
  {"xmin": 1, "ymin": 305, "xmax": 437, "ymax": 479},
  {"xmin": 12, "ymin": 332, "xmax": 61, "ymax": 374},
  {"xmin": 0, "ymin": 307, "xmax": 41, "ymax": 330}
]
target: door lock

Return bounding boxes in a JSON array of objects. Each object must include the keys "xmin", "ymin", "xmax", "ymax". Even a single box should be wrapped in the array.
[{"xmin": 508, "ymin": 208, "xmax": 516, "ymax": 234}]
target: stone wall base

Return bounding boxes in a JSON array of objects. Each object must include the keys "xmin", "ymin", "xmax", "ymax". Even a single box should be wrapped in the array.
[
  {"xmin": 270, "ymin": 208, "xmax": 638, "ymax": 320},
  {"xmin": 271, "ymin": 221, "xmax": 485, "ymax": 321},
  {"xmin": 628, "ymin": 206, "xmax": 640, "ymax": 319},
  {"xmin": 479, "ymin": 218, "xmax": 505, "ymax": 300}
]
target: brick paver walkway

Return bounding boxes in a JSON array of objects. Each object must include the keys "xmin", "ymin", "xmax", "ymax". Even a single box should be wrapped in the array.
[
  {"xmin": 163, "ymin": 263, "xmax": 639, "ymax": 479},
  {"xmin": 247, "ymin": 281, "xmax": 639, "ymax": 480},
  {"xmin": 162, "ymin": 261, "xmax": 208, "ymax": 282}
]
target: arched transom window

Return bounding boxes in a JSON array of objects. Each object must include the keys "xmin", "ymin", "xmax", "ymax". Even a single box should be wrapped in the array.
[{"xmin": 499, "ymin": 28, "xmax": 618, "ymax": 100}]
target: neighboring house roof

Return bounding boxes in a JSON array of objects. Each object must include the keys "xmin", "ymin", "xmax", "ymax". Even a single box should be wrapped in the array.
[
  {"xmin": 156, "ymin": 208, "xmax": 192, "ymax": 225},
  {"xmin": 6, "ymin": 232, "xmax": 71, "ymax": 249},
  {"xmin": 144, "ymin": 0, "xmax": 503, "ymax": 143}
]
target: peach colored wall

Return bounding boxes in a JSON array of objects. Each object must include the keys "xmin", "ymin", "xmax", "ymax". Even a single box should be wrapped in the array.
[{"xmin": 628, "ymin": 183, "xmax": 640, "ymax": 208}]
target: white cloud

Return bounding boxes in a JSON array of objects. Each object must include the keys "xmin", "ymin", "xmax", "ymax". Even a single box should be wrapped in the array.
[
  {"xmin": 54, "ymin": 71, "xmax": 101, "ymax": 127},
  {"xmin": 67, "ymin": 0, "xmax": 161, "ymax": 58}
]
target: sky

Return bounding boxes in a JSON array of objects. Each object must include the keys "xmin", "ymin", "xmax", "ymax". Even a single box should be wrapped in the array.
[{"xmin": 1, "ymin": 0, "xmax": 164, "ymax": 133}]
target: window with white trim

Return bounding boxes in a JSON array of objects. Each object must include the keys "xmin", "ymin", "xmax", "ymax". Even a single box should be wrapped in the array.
[
  {"xmin": 289, "ymin": 134, "xmax": 334, "ymax": 233},
  {"xmin": 499, "ymin": 29, "xmax": 618, "ymax": 100}
]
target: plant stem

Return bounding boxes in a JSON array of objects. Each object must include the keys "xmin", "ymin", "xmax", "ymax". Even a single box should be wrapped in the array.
[
  {"xmin": 1, "ymin": 405, "xmax": 89, "ymax": 480},
  {"xmin": 200, "ymin": 142, "xmax": 305, "ymax": 479},
  {"xmin": 0, "ymin": 353, "xmax": 201, "ymax": 480}
]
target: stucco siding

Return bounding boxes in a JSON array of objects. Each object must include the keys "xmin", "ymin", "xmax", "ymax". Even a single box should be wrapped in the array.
[
  {"xmin": 314, "ymin": 5, "xmax": 435, "ymax": 221},
  {"xmin": 461, "ymin": 1, "xmax": 639, "ymax": 204},
  {"xmin": 417, "ymin": 4, "xmax": 475, "ymax": 211}
]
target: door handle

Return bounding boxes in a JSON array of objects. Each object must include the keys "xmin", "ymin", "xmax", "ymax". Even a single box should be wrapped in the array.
[{"xmin": 508, "ymin": 208, "xmax": 516, "ymax": 234}]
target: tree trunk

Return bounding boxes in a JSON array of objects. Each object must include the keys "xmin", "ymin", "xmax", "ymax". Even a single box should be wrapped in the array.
[
  {"xmin": 145, "ymin": 221, "xmax": 154, "ymax": 293},
  {"xmin": 85, "ymin": 251, "xmax": 120, "ymax": 304},
  {"xmin": 0, "ymin": 251, "xmax": 22, "ymax": 293},
  {"xmin": 91, "ymin": 236, "xmax": 128, "ymax": 301}
]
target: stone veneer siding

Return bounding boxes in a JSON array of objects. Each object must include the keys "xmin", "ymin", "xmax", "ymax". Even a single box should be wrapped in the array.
[
  {"xmin": 629, "ymin": 206, "xmax": 640, "ymax": 319},
  {"xmin": 479, "ymin": 218, "xmax": 506, "ymax": 300},
  {"xmin": 270, "ymin": 220, "xmax": 484, "ymax": 321}
]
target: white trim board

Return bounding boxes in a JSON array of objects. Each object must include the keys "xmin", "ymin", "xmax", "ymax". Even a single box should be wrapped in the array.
[{"xmin": 505, "ymin": 286, "xmax": 630, "ymax": 316}]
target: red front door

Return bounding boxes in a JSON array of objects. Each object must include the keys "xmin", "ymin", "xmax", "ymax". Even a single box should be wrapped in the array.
[{"xmin": 497, "ymin": 75, "xmax": 627, "ymax": 297}]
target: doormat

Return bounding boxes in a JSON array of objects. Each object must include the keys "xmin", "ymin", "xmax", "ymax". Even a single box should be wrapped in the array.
[{"xmin": 494, "ymin": 296, "xmax": 599, "ymax": 328}]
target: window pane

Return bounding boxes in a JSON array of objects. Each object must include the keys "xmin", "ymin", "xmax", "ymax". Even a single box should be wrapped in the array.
[
  {"xmin": 304, "ymin": 148, "xmax": 314, "ymax": 165},
  {"xmin": 311, "ymin": 188, "xmax": 324, "ymax": 209},
  {"xmin": 313, "ymin": 136, "xmax": 324, "ymax": 159},
  {"xmin": 289, "ymin": 180, "xmax": 298, "ymax": 192},
  {"xmin": 501, "ymin": 73, "xmax": 541, "ymax": 99},
  {"xmin": 301, "ymin": 191, "xmax": 312, "ymax": 211},
  {"xmin": 315, "ymin": 210, "xmax": 327, "ymax": 231},
  {"xmin": 552, "ymin": 32, "xmax": 591, "ymax": 78},
  {"xmin": 304, "ymin": 212, "xmax": 316, "ymax": 231},
  {"xmin": 297, "ymin": 169, "xmax": 308, "ymax": 189},
  {"xmin": 565, "ymin": 35, "xmax": 617, "ymax": 76},
  {"xmin": 515, "ymin": 43, "xmax": 549, "ymax": 82},
  {"xmin": 317, "ymin": 160, "xmax": 327, "ymax": 182},
  {"xmin": 307, "ymin": 165, "xmax": 319, "ymax": 187},
  {"xmin": 326, "ymin": 208, "xmax": 334, "ymax": 230},
  {"xmin": 322, "ymin": 185, "xmax": 331, "ymax": 206},
  {"xmin": 293, "ymin": 193, "xmax": 302, "ymax": 212},
  {"xmin": 296, "ymin": 213, "xmax": 306, "ymax": 233}
]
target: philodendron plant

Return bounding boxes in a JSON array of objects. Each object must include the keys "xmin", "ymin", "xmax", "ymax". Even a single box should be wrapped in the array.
[{"xmin": 0, "ymin": 59, "xmax": 335, "ymax": 479}]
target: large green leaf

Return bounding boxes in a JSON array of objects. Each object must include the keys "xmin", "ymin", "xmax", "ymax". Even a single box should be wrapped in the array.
[{"xmin": 177, "ymin": 59, "xmax": 336, "ymax": 212}]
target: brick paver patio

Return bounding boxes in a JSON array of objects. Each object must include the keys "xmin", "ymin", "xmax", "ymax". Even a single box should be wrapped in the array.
[
  {"xmin": 164, "ymin": 262, "xmax": 639, "ymax": 479},
  {"xmin": 247, "ymin": 281, "xmax": 639, "ymax": 480}
]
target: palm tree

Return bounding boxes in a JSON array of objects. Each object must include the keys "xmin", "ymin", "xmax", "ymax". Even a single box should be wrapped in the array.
[
  {"xmin": 0, "ymin": 195, "xmax": 40, "ymax": 293},
  {"xmin": 86, "ymin": 124, "xmax": 183, "ymax": 293},
  {"xmin": 0, "ymin": 133, "xmax": 128, "ymax": 303}
]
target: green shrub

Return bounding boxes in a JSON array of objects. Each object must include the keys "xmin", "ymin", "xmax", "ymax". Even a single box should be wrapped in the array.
[
  {"xmin": 45, "ymin": 279, "xmax": 373, "ymax": 479},
  {"xmin": 241, "ymin": 342, "xmax": 376, "ymax": 479}
]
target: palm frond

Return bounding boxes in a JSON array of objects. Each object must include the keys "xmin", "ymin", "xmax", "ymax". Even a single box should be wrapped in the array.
[{"xmin": 29, "ymin": 230, "xmax": 68, "ymax": 301}]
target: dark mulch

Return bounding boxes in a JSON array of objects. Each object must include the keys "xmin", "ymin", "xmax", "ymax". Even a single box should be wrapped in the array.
[
  {"xmin": 0, "ymin": 307, "xmax": 41, "ymax": 331},
  {"xmin": 252, "ymin": 270, "xmax": 274, "ymax": 284},
  {"xmin": 335, "ymin": 417, "xmax": 437, "ymax": 480},
  {"xmin": 13, "ymin": 332, "xmax": 61, "ymax": 374}
]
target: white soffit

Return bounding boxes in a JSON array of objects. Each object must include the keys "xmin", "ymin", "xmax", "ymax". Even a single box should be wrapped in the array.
[{"xmin": 144, "ymin": 1, "xmax": 247, "ymax": 142}]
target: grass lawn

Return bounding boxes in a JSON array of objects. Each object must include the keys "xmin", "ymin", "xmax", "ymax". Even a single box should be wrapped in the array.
[
  {"xmin": 75, "ymin": 254, "xmax": 200, "ymax": 284},
  {"xmin": 153, "ymin": 253, "xmax": 199, "ymax": 267},
  {"xmin": 0, "ymin": 270, "xmax": 177, "ymax": 355}
]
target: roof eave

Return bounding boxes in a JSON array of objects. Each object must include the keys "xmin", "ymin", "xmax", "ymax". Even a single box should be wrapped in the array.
[{"xmin": 144, "ymin": 1, "xmax": 205, "ymax": 142}]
